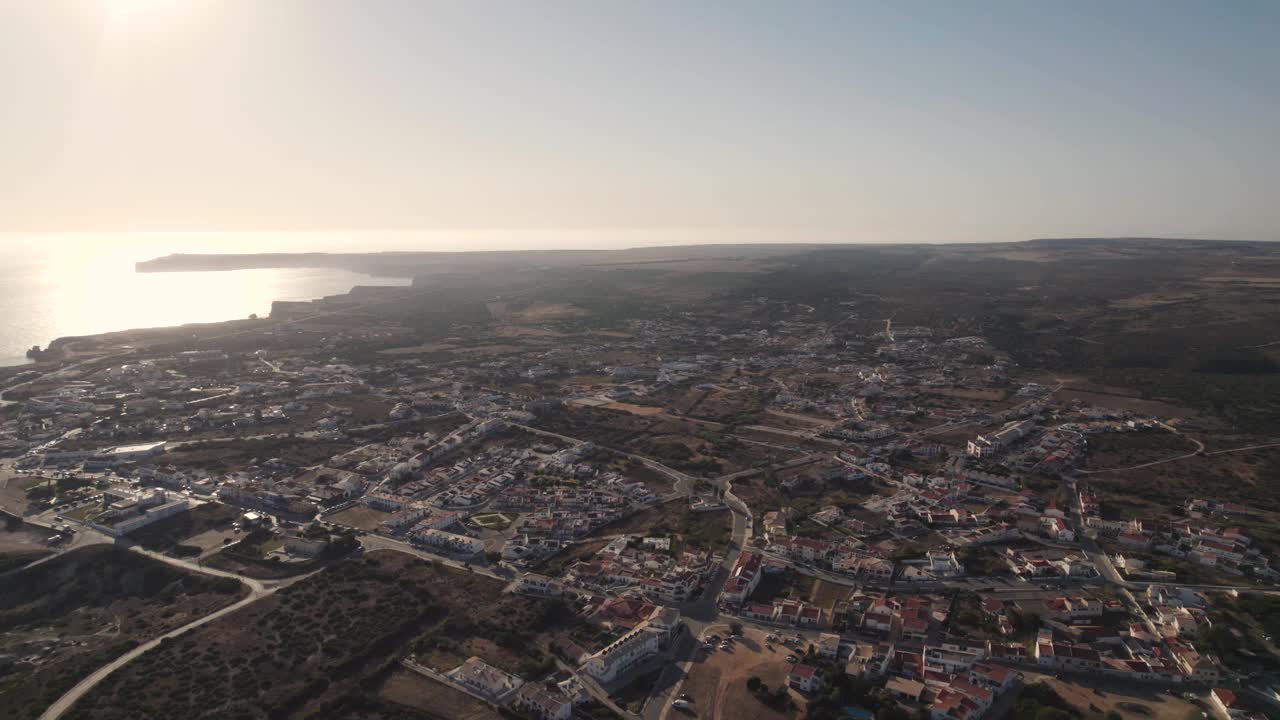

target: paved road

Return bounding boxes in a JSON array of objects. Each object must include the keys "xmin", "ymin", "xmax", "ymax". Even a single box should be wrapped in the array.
[{"xmin": 643, "ymin": 503, "xmax": 750, "ymax": 720}]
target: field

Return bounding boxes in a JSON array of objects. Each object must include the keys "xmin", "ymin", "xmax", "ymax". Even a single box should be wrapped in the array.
[
  {"xmin": 1020, "ymin": 672, "xmax": 1205, "ymax": 720},
  {"xmin": 925, "ymin": 387, "xmax": 1009, "ymax": 402},
  {"xmin": 532, "ymin": 406, "xmax": 802, "ymax": 477},
  {"xmin": 592, "ymin": 502, "xmax": 732, "ymax": 553},
  {"xmin": 1052, "ymin": 384, "xmax": 1198, "ymax": 419},
  {"xmin": 678, "ymin": 625, "xmax": 799, "ymax": 720},
  {"xmin": 750, "ymin": 567, "xmax": 815, "ymax": 605},
  {"xmin": 376, "ymin": 669, "xmax": 501, "ymax": 720},
  {"xmin": 200, "ymin": 527, "xmax": 347, "ymax": 579},
  {"xmin": 0, "ymin": 517, "xmax": 55, "ymax": 571},
  {"xmin": 328, "ymin": 503, "xmax": 395, "ymax": 531},
  {"xmin": 1082, "ymin": 430, "xmax": 1201, "ymax": 471},
  {"xmin": 66, "ymin": 550, "xmax": 577, "ymax": 720},
  {"xmin": 0, "ymin": 545, "xmax": 247, "ymax": 720},
  {"xmin": 533, "ymin": 538, "xmax": 611, "ymax": 577},
  {"xmin": 1086, "ymin": 441, "xmax": 1280, "ymax": 523},
  {"xmin": 128, "ymin": 502, "xmax": 242, "ymax": 555},
  {"xmin": 163, "ymin": 436, "xmax": 355, "ymax": 473}
]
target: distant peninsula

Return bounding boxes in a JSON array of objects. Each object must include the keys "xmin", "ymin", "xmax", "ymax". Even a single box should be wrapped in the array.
[{"xmin": 134, "ymin": 244, "xmax": 822, "ymax": 277}]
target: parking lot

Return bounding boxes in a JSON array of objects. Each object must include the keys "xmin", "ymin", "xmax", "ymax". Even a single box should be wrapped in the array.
[{"xmin": 675, "ymin": 624, "xmax": 803, "ymax": 720}]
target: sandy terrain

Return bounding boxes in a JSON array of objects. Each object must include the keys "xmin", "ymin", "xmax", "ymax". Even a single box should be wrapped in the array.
[
  {"xmin": 679, "ymin": 626, "xmax": 803, "ymax": 720},
  {"xmin": 1022, "ymin": 671, "xmax": 1206, "ymax": 720}
]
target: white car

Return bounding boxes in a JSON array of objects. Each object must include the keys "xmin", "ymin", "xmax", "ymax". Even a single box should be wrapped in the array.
[{"xmin": 672, "ymin": 699, "xmax": 691, "ymax": 709}]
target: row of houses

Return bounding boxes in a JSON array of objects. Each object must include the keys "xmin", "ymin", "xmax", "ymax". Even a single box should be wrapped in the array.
[{"xmin": 579, "ymin": 606, "xmax": 680, "ymax": 683}]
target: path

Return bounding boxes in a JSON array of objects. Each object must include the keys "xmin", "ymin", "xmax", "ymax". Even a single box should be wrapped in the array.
[
  {"xmin": 38, "ymin": 538, "xmax": 332, "ymax": 720},
  {"xmin": 1077, "ymin": 424, "xmax": 1204, "ymax": 475},
  {"xmin": 39, "ymin": 587, "xmax": 266, "ymax": 720}
]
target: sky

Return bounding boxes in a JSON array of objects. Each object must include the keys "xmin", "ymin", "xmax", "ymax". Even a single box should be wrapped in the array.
[{"xmin": 1, "ymin": 0, "xmax": 1277, "ymax": 243}]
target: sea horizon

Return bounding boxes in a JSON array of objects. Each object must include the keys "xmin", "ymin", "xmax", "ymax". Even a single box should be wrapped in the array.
[{"xmin": 0, "ymin": 228, "xmax": 824, "ymax": 367}]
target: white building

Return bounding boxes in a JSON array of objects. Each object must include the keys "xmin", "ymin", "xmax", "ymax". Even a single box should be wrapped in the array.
[
  {"xmin": 449, "ymin": 657, "xmax": 523, "ymax": 702},
  {"xmin": 580, "ymin": 607, "xmax": 679, "ymax": 683},
  {"xmin": 513, "ymin": 684, "xmax": 573, "ymax": 720},
  {"xmin": 411, "ymin": 528, "xmax": 485, "ymax": 558}
]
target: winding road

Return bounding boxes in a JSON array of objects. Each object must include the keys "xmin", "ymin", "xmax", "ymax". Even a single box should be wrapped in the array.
[{"xmin": 38, "ymin": 587, "xmax": 266, "ymax": 720}]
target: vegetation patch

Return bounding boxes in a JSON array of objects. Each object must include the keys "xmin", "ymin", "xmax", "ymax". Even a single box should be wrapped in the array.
[{"xmin": 0, "ymin": 546, "xmax": 247, "ymax": 720}]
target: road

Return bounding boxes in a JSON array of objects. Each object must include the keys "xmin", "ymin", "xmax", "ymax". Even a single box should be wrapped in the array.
[
  {"xmin": 1077, "ymin": 423, "xmax": 1204, "ymax": 475},
  {"xmin": 513, "ymin": 423, "xmax": 700, "ymax": 496},
  {"xmin": 643, "ymin": 501, "xmax": 750, "ymax": 720},
  {"xmin": 555, "ymin": 657, "xmax": 640, "ymax": 720},
  {"xmin": 38, "ymin": 585, "xmax": 266, "ymax": 720},
  {"xmin": 717, "ymin": 453, "xmax": 824, "ymax": 483},
  {"xmin": 0, "ymin": 350, "xmax": 136, "ymax": 407},
  {"xmin": 35, "ymin": 541, "xmax": 296, "ymax": 720},
  {"xmin": 357, "ymin": 533, "xmax": 509, "ymax": 581},
  {"xmin": 29, "ymin": 509, "xmax": 357, "ymax": 720},
  {"xmin": 0, "ymin": 526, "xmax": 112, "ymax": 579}
]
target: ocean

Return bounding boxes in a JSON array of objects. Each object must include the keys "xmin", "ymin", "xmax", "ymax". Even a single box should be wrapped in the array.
[
  {"xmin": 0, "ymin": 228, "xmax": 796, "ymax": 367},
  {"xmin": 0, "ymin": 233, "xmax": 421, "ymax": 367}
]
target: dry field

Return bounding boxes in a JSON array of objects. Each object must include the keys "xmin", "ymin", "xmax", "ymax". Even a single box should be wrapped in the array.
[
  {"xmin": 1022, "ymin": 672, "xmax": 1204, "ymax": 720},
  {"xmin": 679, "ymin": 626, "xmax": 802, "ymax": 720},
  {"xmin": 328, "ymin": 503, "xmax": 395, "ymax": 531},
  {"xmin": 377, "ymin": 669, "xmax": 501, "ymax": 720},
  {"xmin": 2, "ymin": 546, "xmax": 247, "ymax": 720},
  {"xmin": 1052, "ymin": 386, "xmax": 1198, "ymax": 419},
  {"xmin": 925, "ymin": 387, "xmax": 1009, "ymax": 402}
]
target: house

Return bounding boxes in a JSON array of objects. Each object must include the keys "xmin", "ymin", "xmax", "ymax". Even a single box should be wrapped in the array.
[
  {"xmin": 1211, "ymin": 688, "xmax": 1244, "ymax": 720},
  {"xmin": 720, "ymin": 551, "xmax": 764, "ymax": 605},
  {"xmin": 1175, "ymin": 647, "xmax": 1221, "ymax": 683},
  {"xmin": 926, "ymin": 550, "xmax": 965, "ymax": 577},
  {"xmin": 514, "ymin": 573, "xmax": 564, "ymax": 597},
  {"xmin": 789, "ymin": 664, "xmax": 823, "ymax": 693},
  {"xmin": 514, "ymin": 684, "xmax": 573, "ymax": 720},
  {"xmin": 1119, "ymin": 531, "xmax": 1152, "ymax": 549},
  {"xmin": 743, "ymin": 603, "xmax": 777, "ymax": 623},
  {"xmin": 580, "ymin": 607, "xmax": 678, "ymax": 683},
  {"xmin": 844, "ymin": 642, "xmax": 888, "ymax": 678},
  {"xmin": 410, "ymin": 528, "xmax": 485, "ymax": 558},
  {"xmin": 815, "ymin": 633, "xmax": 842, "ymax": 659},
  {"xmin": 580, "ymin": 623, "xmax": 660, "ymax": 682},
  {"xmin": 930, "ymin": 689, "xmax": 981, "ymax": 720},
  {"xmin": 763, "ymin": 510, "xmax": 789, "ymax": 540},
  {"xmin": 798, "ymin": 606, "xmax": 823, "ymax": 627},
  {"xmin": 450, "ymin": 657, "xmax": 523, "ymax": 701},
  {"xmin": 969, "ymin": 662, "xmax": 1016, "ymax": 691},
  {"xmin": 833, "ymin": 553, "xmax": 894, "ymax": 580},
  {"xmin": 886, "ymin": 676, "xmax": 926, "ymax": 703},
  {"xmin": 1040, "ymin": 596, "xmax": 1102, "ymax": 621},
  {"xmin": 949, "ymin": 680, "xmax": 993, "ymax": 712},
  {"xmin": 1034, "ymin": 638, "xmax": 1102, "ymax": 671}
]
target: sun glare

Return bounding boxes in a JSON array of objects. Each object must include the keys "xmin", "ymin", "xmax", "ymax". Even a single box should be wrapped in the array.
[{"xmin": 103, "ymin": 0, "xmax": 184, "ymax": 26}]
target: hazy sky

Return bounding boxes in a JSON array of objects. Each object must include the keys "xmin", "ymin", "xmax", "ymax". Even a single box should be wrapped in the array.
[{"xmin": 2, "ymin": 1, "xmax": 1277, "ymax": 242}]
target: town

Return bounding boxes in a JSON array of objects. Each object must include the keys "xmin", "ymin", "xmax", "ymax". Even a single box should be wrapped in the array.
[{"xmin": 4, "ymin": 241, "xmax": 1280, "ymax": 720}]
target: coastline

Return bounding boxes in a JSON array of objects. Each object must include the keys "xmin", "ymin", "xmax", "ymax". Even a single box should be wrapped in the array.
[{"xmin": 5, "ymin": 281, "xmax": 411, "ymax": 371}]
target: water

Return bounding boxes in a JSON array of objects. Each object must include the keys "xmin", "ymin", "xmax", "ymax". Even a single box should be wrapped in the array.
[
  {"xmin": 0, "ymin": 233, "xmax": 422, "ymax": 366},
  {"xmin": 0, "ymin": 228, "xmax": 794, "ymax": 367}
]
